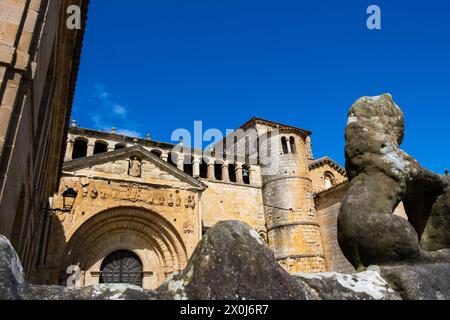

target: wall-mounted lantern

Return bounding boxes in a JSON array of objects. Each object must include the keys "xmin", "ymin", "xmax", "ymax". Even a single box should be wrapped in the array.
[{"xmin": 42, "ymin": 188, "xmax": 78, "ymax": 215}]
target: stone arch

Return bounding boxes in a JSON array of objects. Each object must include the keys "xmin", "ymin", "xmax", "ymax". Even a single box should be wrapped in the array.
[
  {"xmin": 324, "ymin": 171, "xmax": 336, "ymax": 189},
  {"xmin": 115, "ymin": 143, "xmax": 126, "ymax": 150},
  {"xmin": 72, "ymin": 137, "xmax": 88, "ymax": 159},
  {"xmin": 150, "ymin": 149, "xmax": 162, "ymax": 158},
  {"xmin": 61, "ymin": 206, "xmax": 188, "ymax": 289},
  {"xmin": 93, "ymin": 140, "xmax": 108, "ymax": 155}
]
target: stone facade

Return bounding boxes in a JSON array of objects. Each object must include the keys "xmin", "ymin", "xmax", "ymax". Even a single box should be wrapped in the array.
[
  {"xmin": 36, "ymin": 118, "xmax": 357, "ymax": 290},
  {"xmin": 0, "ymin": 0, "xmax": 88, "ymax": 281}
]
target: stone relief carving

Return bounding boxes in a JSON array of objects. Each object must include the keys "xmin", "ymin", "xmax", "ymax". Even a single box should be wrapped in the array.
[
  {"xmin": 127, "ymin": 184, "xmax": 141, "ymax": 202},
  {"xmin": 80, "ymin": 177, "xmax": 89, "ymax": 198},
  {"xmin": 184, "ymin": 196, "xmax": 196, "ymax": 209},
  {"xmin": 128, "ymin": 156, "xmax": 142, "ymax": 177},
  {"xmin": 168, "ymin": 194, "xmax": 174, "ymax": 207},
  {"xmin": 90, "ymin": 188, "xmax": 98, "ymax": 199},
  {"xmin": 76, "ymin": 179, "xmax": 197, "ymax": 210},
  {"xmin": 183, "ymin": 220, "xmax": 194, "ymax": 234}
]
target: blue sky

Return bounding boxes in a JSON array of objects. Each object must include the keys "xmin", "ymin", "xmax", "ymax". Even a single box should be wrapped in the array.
[{"xmin": 72, "ymin": 0, "xmax": 450, "ymax": 173}]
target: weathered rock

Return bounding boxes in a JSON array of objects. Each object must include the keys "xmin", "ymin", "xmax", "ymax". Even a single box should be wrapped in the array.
[
  {"xmin": 338, "ymin": 94, "xmax": 450, "ymax": 270},
  {"xmin": 380, "ymin": 263, "xmax": 450, "ymax": 300},
  {"xmin": 157, "ymin": 221, "xmax": 314, "ymax": 300},
  {"xmin": 421, "ymin": 176, "xmax": 450, "ymax": 251},
  {"xmin": 2, "ymin": 221, "xmax": 450, "ymax": 300},
  {"xmin": 295, "ymin": 267, "xmax": 401, "ymax": 300}
]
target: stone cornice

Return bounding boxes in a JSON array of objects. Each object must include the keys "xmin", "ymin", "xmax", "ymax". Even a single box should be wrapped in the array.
[
  {"xmin": 62, "ymin": 145, "xmax": 208, "ymax": 190},
  {"xmin": 309, "ymin": 156, "xmax": 347, "ymax": 176}
]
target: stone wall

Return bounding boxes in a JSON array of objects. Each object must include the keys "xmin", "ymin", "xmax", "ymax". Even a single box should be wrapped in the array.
[
  {"xmin": 315, "ymin": 183, "xmax": 355, "ymax": 273},
  {"xmin": 0, "ymin": 0, "xmax": 88, "ymax": 280},
  {"xmin": 201, "ymin": 181, "xmax": 266, "ymax": 233}
]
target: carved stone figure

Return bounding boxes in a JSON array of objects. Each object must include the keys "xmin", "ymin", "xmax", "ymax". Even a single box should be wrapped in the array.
[
  {"xmin": 90, "ymin": 188, "xmax": 98, "ymax": 199},
  {"xmin": 168, "ymin": 194, "xmax": 174, "ymax": 207},
  {"xmin": 338, "ymin": 94, "xmax": 450, "ymax": 271},
  {"xmin": 128, "ymin": 156, "xmax": 141, "ymax": 177}
]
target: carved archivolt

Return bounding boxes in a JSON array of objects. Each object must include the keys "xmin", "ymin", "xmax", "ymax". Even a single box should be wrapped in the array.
[{"xmin": 62, "ymin": 206, "xmax": 189, "ymax": 275}]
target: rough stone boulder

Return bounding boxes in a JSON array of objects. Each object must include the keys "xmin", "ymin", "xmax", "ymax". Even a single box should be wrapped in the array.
[
  {"xmin": 338, "ymin": 94, "xmax": 450, "ymax": 270},
  {"xmin": 1, "ymin": 222, "xmax": 402, "ymax": 300},
  {"xmin": 157, "ymin": 221, "xmax": 399, "ymax": 300}
]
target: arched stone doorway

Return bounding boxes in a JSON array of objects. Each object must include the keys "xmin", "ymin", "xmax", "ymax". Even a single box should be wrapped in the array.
[
  {"xmin": 62, "ymin": 206, "xmax": 188, "ymax": 290},
  {"xmin": 100, "ymin": 250, "xmax": 143, "ymax": 287}
]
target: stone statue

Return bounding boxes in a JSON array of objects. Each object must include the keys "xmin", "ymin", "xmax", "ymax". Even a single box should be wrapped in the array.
[
  {"xmin": 338, "ymin": 94, "xmax": 450, "ymax": 271},
  {"xmin": 128, "ymin": 156, "xmax": 141, "ymax": 177}
]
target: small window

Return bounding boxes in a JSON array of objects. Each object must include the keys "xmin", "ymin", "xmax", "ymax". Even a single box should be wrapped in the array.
[
  {"xmin": 289, "ymin": 137, "xmax": 296, "ymax": 154},
  {"xmin": 93, "ymin": 141, "xmax": 108, "ymax": 155},
  {"xmin": 324, "ymin": 172, "xmax": 336, "ymax": 189},
  {"xmin": 72, "ymin": 139, "xmax": 88, "ymax": 159},
  {"xmin": 281, "ymin": 137, "xmax": 288, "ymax": 155}
]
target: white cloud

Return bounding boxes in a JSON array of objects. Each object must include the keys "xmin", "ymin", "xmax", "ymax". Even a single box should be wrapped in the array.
[
  {"xmin": 89, "ymin": 84, "xmax": 142, "ymax": 137},
  {"xmin": 113, "ymin": 104, "xmax": 127, "ymax": 116},
  {"xmin": 94, "ymin": 84, "xmax": 110, "ymax": 100}
]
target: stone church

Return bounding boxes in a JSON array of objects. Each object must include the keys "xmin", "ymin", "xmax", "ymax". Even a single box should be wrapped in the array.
[
  {"xmin": 1, "ymin": 0, "xmax": 411, "ymax": 292},
  {"xmin": 37, "ymin": 117, "xmax": 360, "ymax": 290}
]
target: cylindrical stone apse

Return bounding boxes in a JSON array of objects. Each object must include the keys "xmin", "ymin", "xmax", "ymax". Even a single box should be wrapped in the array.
[{"xmin": 261, "ymin": 130, "xmax": 326, "ymax": 273}]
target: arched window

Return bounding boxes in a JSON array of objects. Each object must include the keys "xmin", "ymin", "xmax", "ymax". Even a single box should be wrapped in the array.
[
  {"xmin": 199, "ymin": 158, "xmax": 208, "ymax": 178},
  {"xmin": 324, "ymin": 172, "xmax": 336, "ymax": 189},
  {"xmin": 72, "ymin": 138, "xmax": 88, "ymax": 159},
  {"xmin": 281, "ymin": 137, "xmax": 288, "ymax": 155},
  {"xmin": 228, "ymin": 163, "xmax": 237, "ymax": 183},
  {"xmin": 115, "ymin": 143, "xmax": 126, "ymax": 150},
  {"xmin": 151, "ymin": 149, "xmax": 162, "ymax": 158},
  {"xmin": 242, "ymin": 165, "xmax": 250, "ymax": 184},
  {"xmin": 100, "ymin": 250, "xmax": 143, "ymax": 287},
  {"xmin": 214, "ymin": 161, "xmax": 223, "ymax": 181},
  {"xmin": 289, "ymin": 137, "xmax": 296, "ymax": 154},
  {"xmin": 184, "ymin": 155, "xmax": 194, "ymax": 176},
  {"xmin": 93, "ymin": 141, "xmax": 108, "ymax": 155}
]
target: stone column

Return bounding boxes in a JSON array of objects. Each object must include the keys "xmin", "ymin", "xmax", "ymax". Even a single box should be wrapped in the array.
[
  {"xmin": 193, "ymin": 157, "xmax": 200, "ymax": 178},
  {"xmin": 65, "ymin": 139, "xmax": 74, "ymax": 161},
  {"xmin": 235, "ymin": 163, "xmax": 243, "ymax": 183},
  {"xmin": 207, "ymin": 161, "xmax": 215, "ymax": 180},
  {"xmin": 177, "ymin": 153, "xmax": 184, "ymax": 171},
  {"xmin": 107, "ymin": 143, "xmax": 115, "ymax": 152},
  {"xmin": 222, "ymin": 162, "xmax": 229, "ymax": 182},
  {"xmin": 286, "ymin": 138, "xmax": 292, "ymax": 154},
  {"xmin": 248, "ymin": 166, "xmax": 255, "ymax": 185},
  {"xmin": 87, "ymin": 143, "xmax": 95, "ymax": 157}
]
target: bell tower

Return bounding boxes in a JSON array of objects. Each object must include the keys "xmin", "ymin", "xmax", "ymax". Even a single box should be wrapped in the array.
[{"xmin": 252, "ymin": 119, "xmax": 326, "ymax": 273}]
